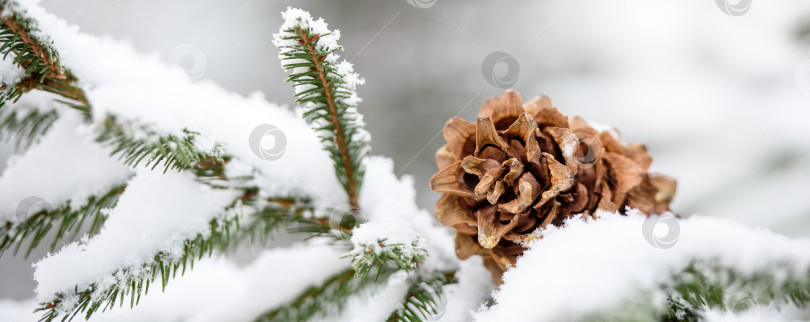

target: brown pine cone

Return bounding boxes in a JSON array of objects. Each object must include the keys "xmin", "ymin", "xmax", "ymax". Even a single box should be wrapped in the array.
[{"xmin": 429, "ymin": 90, "xmax": 676, "ymax": 284}]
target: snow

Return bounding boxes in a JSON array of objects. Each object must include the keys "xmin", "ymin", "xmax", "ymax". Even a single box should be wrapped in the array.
[
  {"xmin": 357, "ymin": 156, "xmax": 456, "ymax": 273},
  {"xmin": 0, "ymin": 96, "xmax": 131, "ymax": 222},
  {"xmin": 0, "ymin": 3, "xmax": 444, "ymax": 317},
  {"xmin": 33, "ymin": 169, "xmax": 240, "ymax": 307},
  {"xmin": 702, "ymin": 304, "xmax": 810, "ymax": 322},
  {"xmin": 436, "ymin": 257, "xmax": 495, "ymax": 322},
  {"xmin": 474, "ymin": 211, "xmax": 810, "ymax": 321},
  {"xmin": 8, "ymin": 0, "xmax": 346, "ymax": 209},
  {"xmin": 273, "ymin": 7, "xmax": 340, "ymax": 59},
  {"xmin": 323, "ymin": 271, "xmax": 411, "ymax": 322},
  {"xmin": 3, "ymin": 1, "xmax": 809, "ymax": 321},
  {"xmin": 272, "ymin": 7, "xmax": 369, "ymax": 146},
  {"xmin": 2, "ymin": 244, "xmax": 349, "ymax": 322},
  {"xmin": 348, "ymin": 220, "xmax": 425, "ymax": 271},
  {"xmin": 0, "ymin": 54, "xmax": 24, "ymax": 88}
]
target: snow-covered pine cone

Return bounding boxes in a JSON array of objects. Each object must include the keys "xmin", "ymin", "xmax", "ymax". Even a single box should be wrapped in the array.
[{"xmin": 429, "ymin": 90, "xmax": 677, "ymax": 283}]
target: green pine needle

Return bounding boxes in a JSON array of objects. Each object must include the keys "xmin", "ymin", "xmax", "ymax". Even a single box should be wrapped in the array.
[
  {"xmin": 95, "ymin": 115, "xmax": 223, "ymax": 173},
  {"xmin": 275, "ymin": 20, "xmax": 369, "ymax": 207},
  {"xmin": 664, "ymin": 261, "xmax": 810, "ymax": 321},
  {"xmin": 255, "ymin": 268, "xmax": 369, "ymax": 322},
  {"xmin": 0, "ymin": 184, "xmax": 126, "ymax": 258},
  {"xmin": 34, "ymin": 196, "xmax": 326, "ymax": 322},
  {"xmin": 0, "ymin": 107, "xmax": 57, "ymax": 149},
  {"xmin": 387, "ymin": 273, "xmax": 453, "ymax": 322},
  {"xmin": 1, "ymin": 2, "xmax": 86, "ymax": 109},
  {"xmin": 348, "ymin": 239, "xmax": 428, "ymax": 282}
]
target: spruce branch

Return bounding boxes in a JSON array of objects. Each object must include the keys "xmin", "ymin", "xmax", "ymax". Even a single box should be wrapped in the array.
[
  {"xmin": 94, "ymin": 115, "xmax": 224, "ymax": 173},
  {"xmin": 0, "ymin": 3, "xmax": 87, "ymax": 108},
  {"xmin": 387, "ymin": 272, "xmax": 454, "ymax": 322},
  {"xmin": 0, "ymin": 184, "xmax": 126, "ymax": 258},
  {"xmin": 273, "ymin": 9, "xmax": 369, "ymax": 208},
  {"xmin": 347, "ymin": 238, "xmax": 428, "ymax": 282},
  {"xmin": 35, "ymin": 197, "xmax": 246, "ymax": 322},
  {"xmin": 234, "ymin": 196, "xmax": 337, "ymax": 246},
  {"xmin": 0, "ymin": 107, "xmax": 57, "ymax": 148},
  {"xmin": 663, "ymin": 261, "xmax": 810, "ymax": 321},
  {"xmin": 34, "ymin": 194, "xmax": 332, "ymax": 322},
  {"xmin": 255, "ymin": 268, "xmax": 367, "ymax": 322}
]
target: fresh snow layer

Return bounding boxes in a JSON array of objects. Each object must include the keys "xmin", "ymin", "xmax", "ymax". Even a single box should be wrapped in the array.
[
  {"xmin": 33, "ymin": 169, "xmax": 240, "ymax": 304},
  {"xmin": 320, "ymin": 271, "xmax": 411, "ymax": 322},
  {"xmin": 0, "ymin": 54, "xmax": 24, "ymax": 86},
  {"xmin": 0, "ymin": 97, "xmax": 131, "ymax": 221},
  {"xmin": 8, "ymin": 0, "xmax": 346, "ymax": 209},
  {"xmin": 435, "ymin": 257, "xmax": 495, "ymax": 322},
  {"xmin": 3, "ymin": 245, "xmax": 349, "ymax": 322},
  {"xmin": 5, "ymin": 2, "xmax": 457, "ymax": 315},
  {"xmin": 702, "ymin": 305, "xmax": 810, "ymax": 322},
  {"xmin": 271, "ymin": 7, "xmax": 369, "ymax": 168},
  {"xmin": 356, "ymin": 156, "xmax": 456, "ymax": 273},
  {"xmin": 474, "ymin": 211, "xmax": 810, "ymax": 321}
]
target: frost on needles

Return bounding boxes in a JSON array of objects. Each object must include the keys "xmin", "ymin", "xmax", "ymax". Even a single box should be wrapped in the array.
[
  {"xmin": 273, "ymin": 7, "xmax": 370, "ymax": 208},
  {"xmin": 0, "ymin": 2, "xmax": 446, "ymax": 321}
]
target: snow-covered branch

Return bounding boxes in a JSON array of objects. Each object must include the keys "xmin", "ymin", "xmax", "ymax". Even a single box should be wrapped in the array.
[
  {"xmin": 273, "ymin": 8, "xmax": 370, "ymax": 207},
  {"xmin": 475, "ymin": 211, "xmax": 810, "ymax": 321}
]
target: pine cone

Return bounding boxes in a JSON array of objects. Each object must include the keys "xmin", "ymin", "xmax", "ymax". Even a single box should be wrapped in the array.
[{"xmin": 429, "ymin": 90, "xmax": 676, "ymax": 284}]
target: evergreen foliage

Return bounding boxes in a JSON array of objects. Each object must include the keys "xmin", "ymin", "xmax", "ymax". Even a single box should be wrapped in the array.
[
  {"xmin": 348, "ymin": 238, "xmax": 428, "ymax": 282},
  {"xmin": 0, "ymin": 107, "xmax": 57, "ymax": 148},
  {"xmin": 95, "ymin": 116, "xmax": 223, "ymax": 173},
  {"xmin": 274, "ymin": 17, "xmax": 369, "ymax": 207},
  {"xmin": 664, "ymin": 261, "xmax": 810, "ymax": 321},
  {"xmin": 0, "ymin": 185, "xmax": 125, "ymax": 258},
  {"xmin": 255, "ymin": 268, "xmax": 366, "ymax": 322},
  {"xmin": 0, "ymin": 2, "xmax": 85, "ymax": 108},
  {"xmin": 387, "ymin": 273, "xmax": 452, "ymax": 322}
]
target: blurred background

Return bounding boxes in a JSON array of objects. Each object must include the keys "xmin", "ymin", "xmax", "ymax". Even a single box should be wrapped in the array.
[{"xmin": 2, "ymin": 0, "xmax": 810, "ymax": 301}]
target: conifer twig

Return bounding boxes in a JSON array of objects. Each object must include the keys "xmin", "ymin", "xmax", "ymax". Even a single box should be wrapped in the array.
[
  {"xmin": 273, "ymin": 9, "xmax": 370, "ymax": 208},
  {"xmin": 255, "ymin": 268, "xmax": 370, "ymax": 322},
  {"xmin": 0, "ymin": 5, "xmax": 88, "ymax": 107},
  {"xmin": 387, "ymin": 273, "xmax": 454, "ymax": 322},
  {"xmin": 296, "ymin": 27, "xmax": 360, "ymax": 207},
  {"xmin": 0, "ymin": 107, "xmax": 57, "ymax": 148},
  {"xmin": 0, "ymin": 185, "xmax": 126, "ymax": 258}
]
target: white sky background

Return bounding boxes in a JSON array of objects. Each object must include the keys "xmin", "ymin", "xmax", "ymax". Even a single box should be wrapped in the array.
[{"xmin": 1, "ymin": 0, "xmax": 809, "ymax": 302}]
